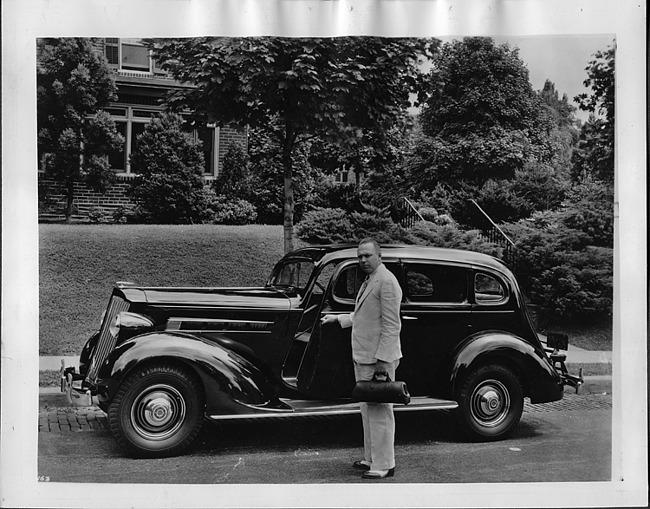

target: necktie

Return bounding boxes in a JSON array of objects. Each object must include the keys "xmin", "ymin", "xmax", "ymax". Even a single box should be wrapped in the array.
[{"xmin": 357, "ymin": 276, "xmax": 369, "ymax": 303}]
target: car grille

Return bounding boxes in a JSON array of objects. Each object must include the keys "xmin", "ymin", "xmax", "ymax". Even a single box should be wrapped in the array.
[{"xmin": 85, "ymin": 294, "xmax": 130, "ymax": 384}]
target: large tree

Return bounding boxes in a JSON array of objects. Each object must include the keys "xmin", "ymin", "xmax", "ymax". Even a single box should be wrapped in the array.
[
  {"xmin": 572, "ymin": 44, "xmax": 615, "ymax": 183},
  {"xmin": 37, "ymin": 38, "xmax": 123, "ymax": 221},
  {"xmin": 414, "ymin": 37, "xmax": 556, "ymax": 188},
  {"xmin": 146, "ymin": 37, "xmax": 437, "ymax": 252}
]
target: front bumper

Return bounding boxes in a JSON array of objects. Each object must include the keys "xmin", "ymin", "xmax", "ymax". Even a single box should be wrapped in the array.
[{"xmin": 60, "ymin": 360, "xmax": 99, "ymax": 407}]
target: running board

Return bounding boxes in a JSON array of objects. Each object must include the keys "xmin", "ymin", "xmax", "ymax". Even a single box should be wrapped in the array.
[{"xmin": 207, "ymin": 397, "xmax": 458, "ymax": 421}]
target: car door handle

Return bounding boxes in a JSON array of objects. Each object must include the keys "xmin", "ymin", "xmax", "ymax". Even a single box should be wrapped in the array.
[{"xmin": 402, "ymin": 315, "xmax": 419, "ymax": 320}]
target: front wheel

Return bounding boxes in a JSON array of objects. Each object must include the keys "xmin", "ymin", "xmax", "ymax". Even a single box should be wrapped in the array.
[
  {"xmin": 108, "ymin": 364, "xmax": 205, "ymax": 458},
  {"xmin": 455, "ymin": 364, "xmax": 524, "ymax": 441}
]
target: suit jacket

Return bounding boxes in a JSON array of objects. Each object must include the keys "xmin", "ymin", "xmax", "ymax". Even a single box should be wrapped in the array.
[{"xmin": 338, "ymin": 263, "xmax": 403, "ymax": 364}]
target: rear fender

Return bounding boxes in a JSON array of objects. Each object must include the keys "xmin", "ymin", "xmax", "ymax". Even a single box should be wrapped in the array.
[
  {"xmin": 97, "ymin": 332, "xmax": 288, "ymax": 415},
  {"xmin": 444, "ymin": 331, "xmax": 562, "ymax": 403}
]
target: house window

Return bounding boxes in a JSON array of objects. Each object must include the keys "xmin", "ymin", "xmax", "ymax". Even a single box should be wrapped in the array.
[
  {"xmin": 121, "ymin": 40, "xmax": 150, "ymax": 71},
  {"xmin": 104, "ymin": 107, "xmax": 218, "ymax": 176},
  {"xmin": 336, "ymin": 171, "xmax": 349, "ymax": 183},
  {"xmin": 196, "ymin": 127, "xmax": 217, "ymax": 176},
  {"xmin": 105, "ymin": 38, "xmax": 119, "ymax": 65},
  {"xmin": 104, "ymin": 38, "xmax": 155, "ymax": 73}
]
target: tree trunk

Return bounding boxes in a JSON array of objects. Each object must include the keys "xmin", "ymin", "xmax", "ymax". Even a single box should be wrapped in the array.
[
  {"xmin": 282, "ymin": 128, "xmax": 296, "ymax": 254},
  {"xmin": 64, "ymin": 179, "xmax": 75, "ymax": 223},
  {"xmin": 282, "ymin": 152, "xmax": 294, "ymax": 254},
  {"xmin": 65, "ymin": 134, "xmax": 84, "ymax": 223}
]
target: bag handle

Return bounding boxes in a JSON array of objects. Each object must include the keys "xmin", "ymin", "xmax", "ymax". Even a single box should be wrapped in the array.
[{"xmin": 371, "ymin": 372, "xmax": 391, "ymax": 382}]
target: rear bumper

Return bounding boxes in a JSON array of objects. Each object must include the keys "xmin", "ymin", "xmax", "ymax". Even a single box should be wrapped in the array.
[
  {"xmin": 549, "ymin": 351, "xmax": 584, "ymax": 394},
  {"xmin": 544, "ymin": 333, "xmax": 585, "ymax": 394}
]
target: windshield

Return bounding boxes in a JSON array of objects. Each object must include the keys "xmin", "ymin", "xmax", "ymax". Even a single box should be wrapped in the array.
[{"xmin": 268, "ymin": 259, "xmax": 316, "ymax": 292}]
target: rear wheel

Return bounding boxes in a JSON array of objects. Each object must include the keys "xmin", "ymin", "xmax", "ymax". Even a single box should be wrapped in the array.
[
  {"xmin": 455, "ymin": 364, "xmax": 523, "ymax": 441},
  {"xmin": 108, "ymin": 364, "xmax": 205, "ymax": 458}
]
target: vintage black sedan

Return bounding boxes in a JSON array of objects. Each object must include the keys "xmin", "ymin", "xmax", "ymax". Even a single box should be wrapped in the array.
[{"xmin": 62, "ymin": 244, "xmax": 582, "ymax": 457}]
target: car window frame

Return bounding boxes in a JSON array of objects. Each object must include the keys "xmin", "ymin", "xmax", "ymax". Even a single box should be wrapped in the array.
[
  {"xmin": 267, "ymin": 256, "xmax": 317, "ymax": 294},
  {"xmin": 401, "ymin": 259, "xmax": 471, "ymax": 307},
  {"xmin": 471, "ymin": 269, "xmax": 511, "ymax": 306},
  {"xmin": 330, "ymin": 258, "xmax": 402, "ymax": 306}
]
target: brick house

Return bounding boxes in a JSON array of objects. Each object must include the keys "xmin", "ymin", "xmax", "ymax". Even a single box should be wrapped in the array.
[{"xmin": 39, "ymin": 38, "xmax": 248, "ymax": 220}]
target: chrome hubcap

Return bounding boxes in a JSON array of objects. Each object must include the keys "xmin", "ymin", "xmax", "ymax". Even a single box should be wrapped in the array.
[
  {"xmin": 131, "ymin": 384, "xmax": 186, "ymax": 441},
  {"xmin": 470, "ymin": 379, "xmax": 510, "ymax": 427}
]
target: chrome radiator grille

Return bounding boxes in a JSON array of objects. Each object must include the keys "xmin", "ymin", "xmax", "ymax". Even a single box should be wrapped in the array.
[{"xmin": 86, "ymin": 295, "xmax": 130, "ymax": 384}]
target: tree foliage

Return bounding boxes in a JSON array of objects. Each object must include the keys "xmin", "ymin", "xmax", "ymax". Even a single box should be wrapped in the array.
[
  {"xmin": 37, "ymin": 37, "xmax": 123, "ymax": 221},
  {"xmin": 145, "ymin": 36, "xmax": 438, "ymax": 252},
  {"xmin": 572, "ymin": 44, "xmax": 615, "ymax": 183},
  {"xmin": 414, "ymin": 37, "xmax": 561, "ymax": 190},
  {"xmin": 245, "ymin": 127, "xmax": 327, "ymax": 224}
]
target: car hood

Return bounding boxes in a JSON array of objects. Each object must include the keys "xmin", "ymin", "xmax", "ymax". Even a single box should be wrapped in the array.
[{"xmin": 119, "ymin": 286, "xmax": 298, "ymax": 311}]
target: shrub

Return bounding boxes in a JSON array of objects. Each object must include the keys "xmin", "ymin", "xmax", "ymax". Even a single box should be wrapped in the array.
[
  {"xmin": 112, "ymin": 205, "xmax": 136, "ymax": 224},
  {"xmin": 212, "ymin": 198, "xmax": 258, "ymax": 225},
  {"xmin": 558, "ymin": 177, "xmax": 613, "ymax": 247},
  {"xmin": 213, "ymin": 142, "xmax": 250, "ymax": 198},
  {"xmin": 406, "ymin": 221, "xmax": 502, "ymax": 257},
  {"xmin": 129, "ymin": 113, "xmax": 211, "ymax": 224},
  {"xmin": 87, "ymin": 207, "xmax": 106, "ymax": 224},
  {"xmin": 417, "ymin": 206, "xmax": 439, "ymax": 222},
  {"xmin": 295, "ymin": 207, "xmax": 500, "ymax": 255},
  {"xmin": 349, "ymin": 211, "xmax": 411, "ymax": 243},
  {"xmin": 294, "ymin": 208, "xmax": 355, "ymax": 243},
  {"xmin": 503, "ymin": 216, "xmax": 613, "ymax": 320}
]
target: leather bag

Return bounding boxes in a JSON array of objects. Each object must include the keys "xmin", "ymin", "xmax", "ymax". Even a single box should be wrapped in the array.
[{"xmin": 351, "ymin": 373, "xmax": 411, "ymax": 405}]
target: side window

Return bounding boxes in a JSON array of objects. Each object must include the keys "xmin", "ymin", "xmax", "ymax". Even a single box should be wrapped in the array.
[
  {"xmin": 333, "ymin": 264, "xmax": 365, "ymax": 301},
  {"xmin": 312, "ymin": 261, "xmax": 338, "ymax": 295},
  {"xmin": 273, "ymin": 261, "xmax": 314, "ymax": 291},
  {"xmin": 404, "ymin": 264, "xmax": 467, "ymax": 303},
  {"xmin": 474, "ymin": 273, "xmax": 507, "ymax": 304}
]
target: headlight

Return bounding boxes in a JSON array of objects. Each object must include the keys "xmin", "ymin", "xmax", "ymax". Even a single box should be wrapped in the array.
[{"xmin": 109, "ymin": 312, "xmax": 154, "ymax": 337}]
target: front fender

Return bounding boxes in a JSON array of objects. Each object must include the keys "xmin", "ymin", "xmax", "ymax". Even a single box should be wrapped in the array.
[
  {"xmin": 97, "ymin": 332, "xmax": 288, "ymax": 415},
  {"xmin": 445, "ymin": 331, "xmax": 563, "ymax": 403}
]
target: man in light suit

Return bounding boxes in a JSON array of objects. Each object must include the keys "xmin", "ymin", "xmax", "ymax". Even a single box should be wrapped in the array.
[{"xmin": 321, "ymin": 238, "xmax": 403, "ymax": 479}]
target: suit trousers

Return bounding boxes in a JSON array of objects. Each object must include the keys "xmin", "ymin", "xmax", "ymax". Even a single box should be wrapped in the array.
[{"xmin": 354, "ymin": 360, "xmax": 399, "ymax": 470}]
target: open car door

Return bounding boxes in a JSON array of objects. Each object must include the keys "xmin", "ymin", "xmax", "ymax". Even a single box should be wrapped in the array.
[{"xmin": 292, "ymin": 260, "xmax": 358, "ymax": 398}]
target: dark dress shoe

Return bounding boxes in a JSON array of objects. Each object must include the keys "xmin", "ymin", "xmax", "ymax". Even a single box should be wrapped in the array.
[
  {"xmin": 353, "ymin": 460, "xmax": 371, "ymax": 471},
  {"xmin": 362, "ymin": 467, "xmax": 395, "ymax": 479}
]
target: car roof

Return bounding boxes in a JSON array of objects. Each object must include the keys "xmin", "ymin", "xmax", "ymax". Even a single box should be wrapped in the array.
[{"xmin": 283, "ymin": 244, "xmax": 512, "ymax": 274}]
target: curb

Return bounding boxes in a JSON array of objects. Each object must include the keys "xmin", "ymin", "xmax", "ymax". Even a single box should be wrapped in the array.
[
  {"xmin": 40, "ymin": 375, "xmax": 612, "ymax": 397},
  {"xmin": 576, "ymin": 375, "xmax": 612, "ymax": 395}
]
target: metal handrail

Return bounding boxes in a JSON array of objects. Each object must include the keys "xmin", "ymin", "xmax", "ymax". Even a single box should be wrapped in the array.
[
  {"xmin": 403, "ymin": 197, "xmax": 426, "ymax": 222},
  {"xmin": 469, "ymin": 199, "xmax": 516, "ymax": 248}
]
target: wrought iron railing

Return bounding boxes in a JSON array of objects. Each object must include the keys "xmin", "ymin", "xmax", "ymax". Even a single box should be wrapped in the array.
[
  {"xmin": 397, "ymin": 197, "xmax": 516, "ymax": 269},
  {"xmin": 398, "ymin": 197, "xmax": 425, "ymax": 229},
  {"xmin": 469, "ymin": 199, "xmax": 517, "ymax": 269}
]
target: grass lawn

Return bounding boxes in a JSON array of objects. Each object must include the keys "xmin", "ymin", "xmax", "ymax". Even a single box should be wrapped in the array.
[
  {"xmin": 39, "ymin": 224, "xmax": 293, "ymax": 355},
  {"xmin": 39, "ymin": 223, "xmax": 612, "ymax": 356}
]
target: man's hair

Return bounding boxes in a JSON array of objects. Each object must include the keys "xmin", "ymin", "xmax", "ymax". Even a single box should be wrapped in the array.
[{"xmin": 358, "ymin": 237, "xmax": 381, "ymax": 255}]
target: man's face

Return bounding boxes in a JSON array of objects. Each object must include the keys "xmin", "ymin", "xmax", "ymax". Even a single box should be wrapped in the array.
[{"xmin": 357, "ymin": 242, "xmax": 381, "ymax": 274}]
